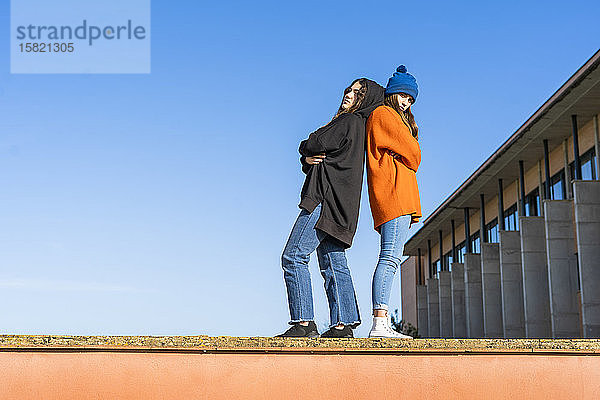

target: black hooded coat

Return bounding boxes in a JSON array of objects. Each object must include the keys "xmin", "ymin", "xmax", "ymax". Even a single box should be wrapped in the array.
[{"xmin": 298, "ymin": 79, "xmax": 384, "ymax": 248}]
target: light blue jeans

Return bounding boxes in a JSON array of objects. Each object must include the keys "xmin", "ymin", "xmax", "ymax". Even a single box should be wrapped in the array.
[
  {"xmin": 282, "ymin": 204, "xmax": 361, "ymax": 328},
  {"xmin": 372, "ymin": 215, "xmax": 412, "ymax": 311}
]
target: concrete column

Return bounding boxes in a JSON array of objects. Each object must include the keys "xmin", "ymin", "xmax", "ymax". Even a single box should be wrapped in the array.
[
  {"xmin": 464, "ymin": 254, "xmax": 484, "ymax": 338},
  {"xmin": 594, "ymin": 115, "xmax": 599, "ymax": 180},
  {"xmin": 538, "ymin": 161, "xmax": 545, "ymax": 217},
  {"xmin": 499, "ymin": 230, "xmax": 525, "ymax": 338},
  {"xmin": 573, "ymin": 181, "xmax": 600, "ymax": 338},
  {"xmin": 563, "ymin": 140, "xmax": 572, "ymax": 199},
  {"xmin": 451, "ymin": 263, "xmax": 467, "ymax": 338},
  {"xmin": 481, "ymin": 243, "xmax": 504, "ymax": 338},
  {"xmin": 438, "ymin": 271, "xmax": 453, "ymax": 338},
  {"xmin": 426, "ymin": 278, "xmax": 440, "ymax": 337},
  {"xmin": 520, "ymin": 216, "xmax": 551, "ymax": 338},
  {"xmin": 544, "ymin": 200, "xmax": 580, "ymax": 338},
  {"xmin": 416, "ymin": 285, "xmax": 429, "ymax": 339}
]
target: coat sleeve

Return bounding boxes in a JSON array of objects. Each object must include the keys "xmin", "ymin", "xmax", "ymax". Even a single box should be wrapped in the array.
[
  {"xmin": 367, "ymin": 107, "xmax": 421, "ymax": 171},
  {"xmin": 299, "ymin": 114, "xmax": 354, "ymax": 156}
]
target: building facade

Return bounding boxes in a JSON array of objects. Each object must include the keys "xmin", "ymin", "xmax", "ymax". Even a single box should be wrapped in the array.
[{"xmin": 401, "ymin": 49, "xmax": 600, "ymax": 339}]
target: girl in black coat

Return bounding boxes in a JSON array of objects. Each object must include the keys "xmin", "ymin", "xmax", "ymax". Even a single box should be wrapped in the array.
[{"xmin": 278, "ymin": 78, "xmax": 384, "ymax": 338}]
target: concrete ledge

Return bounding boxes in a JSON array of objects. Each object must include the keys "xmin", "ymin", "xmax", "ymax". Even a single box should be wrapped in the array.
[
  {"xmin": 2, "ymin": 336, "xmax": 600, "ymax": 399},
  {"xmin": 1, "ymin": 335, "xmax": 600, "ymax": 354}
]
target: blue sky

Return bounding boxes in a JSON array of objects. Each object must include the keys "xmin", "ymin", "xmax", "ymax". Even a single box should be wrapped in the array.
[{"xmin": 0, "ymin": 0, "xmax": 598, "ymax": 337}]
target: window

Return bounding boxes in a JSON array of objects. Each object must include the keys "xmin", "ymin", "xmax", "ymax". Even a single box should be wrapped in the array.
[
  {"xmin": 443, "ymin": 252, "xmax": 453, "ymax": 271},
  {"xmin": 550, "ymin": 170, "xmax": 566, "ymax": 200},
  {"xmin": 581, "ymin": 153, "xmax": 597, "ymax": 180},
  {"xmin": 524, "ymin": 188, "xmax": 540, "ymax": 217},
  {"xmin": 471, "ymin": 231, "xmax": 481, "ymax": 254},
  {"xmin": 455, "ymin": 242, "xmax": 466, "ymax": 263},
  {"xmin": 432, "ymin": 260, "xmax": 440, "ymax": 277},
  {"xmin": 486, "ymin": 219, "xmax": 498, "ymax": 243},
  {"xmin": 569, "ymin": 148, "xmax": 597, "ymax": 182},
  {"xmin": 504, "ymin": 203, "xmax": 518, "ymax": 231}
]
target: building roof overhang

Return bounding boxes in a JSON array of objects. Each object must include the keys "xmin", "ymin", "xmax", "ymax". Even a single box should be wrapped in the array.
[{"xmin": 404, "ymin": 48, "xmax": 600, "ymax": 256}]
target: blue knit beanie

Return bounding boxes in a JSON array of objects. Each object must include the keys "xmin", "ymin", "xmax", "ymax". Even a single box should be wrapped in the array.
[{"xmin": 385, "ymin": 65, "xmax": 418, "ymax": 101}]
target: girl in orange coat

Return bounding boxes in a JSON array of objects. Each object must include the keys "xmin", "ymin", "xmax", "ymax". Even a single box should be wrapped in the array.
[{"xmin": 366, "ymin": 65, "xmax": 422, "ymax": 338}]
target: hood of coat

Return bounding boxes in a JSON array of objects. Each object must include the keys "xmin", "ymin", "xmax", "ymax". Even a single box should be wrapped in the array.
[{"xmin": 353, "ymin": 78, "xmax": 385, "ymax": 119}]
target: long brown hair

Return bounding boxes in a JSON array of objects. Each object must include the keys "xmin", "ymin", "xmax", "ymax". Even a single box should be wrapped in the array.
[
  {"xmin": 384, "ymin": 93, "xmax": 419, "ymax": 140},
  {"xmin": 332, "ymin": 78, "xmax": 367, "ymax": 121}
]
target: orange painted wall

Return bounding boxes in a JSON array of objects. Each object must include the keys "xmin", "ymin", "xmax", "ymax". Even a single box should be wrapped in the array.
[{"xmin": 0, "ymin": 351, "xmax": 599, "ymax": 399}]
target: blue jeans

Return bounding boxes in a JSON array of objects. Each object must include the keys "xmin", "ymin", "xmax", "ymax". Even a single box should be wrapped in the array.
[
  {"xmin": 282, "ymin": 204, "xmax": 361, "ymax": 328},
  {"xmin": 372, "ymin": 215, "xmax": 412, "ymax": 311}
]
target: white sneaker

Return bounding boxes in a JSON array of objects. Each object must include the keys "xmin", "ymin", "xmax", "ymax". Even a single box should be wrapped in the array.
[{"xmin": 368, "ymin": 316, "xmax": 413, "ymax": 339}]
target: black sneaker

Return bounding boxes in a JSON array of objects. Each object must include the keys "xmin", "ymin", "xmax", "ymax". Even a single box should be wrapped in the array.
[
  {"xmin": 276, "ymin": 321, "xmax": 319, "ymax": 338},
  {"xmin": 320, "ymin": 325, "xmax": 353, "ymax": 338}
]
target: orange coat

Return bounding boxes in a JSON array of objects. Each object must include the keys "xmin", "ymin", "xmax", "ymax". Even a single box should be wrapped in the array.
[{"xmin": 366, "ymin": 105, "xmax": 422, "ymax": 230}]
